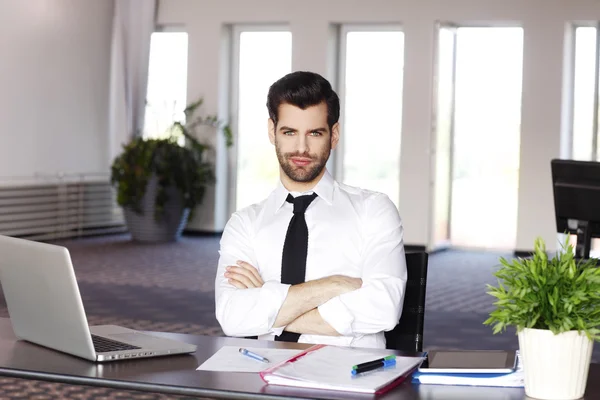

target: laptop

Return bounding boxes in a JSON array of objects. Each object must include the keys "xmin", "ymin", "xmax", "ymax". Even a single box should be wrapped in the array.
[{"xmin": 0, "ymin": 235, "xmax": 197, "ymax": 362}]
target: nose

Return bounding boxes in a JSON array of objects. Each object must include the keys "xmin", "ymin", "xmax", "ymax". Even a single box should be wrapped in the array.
[{"xmin": 296, "ymin": 134, "xmax": 308, "ymax": 154}]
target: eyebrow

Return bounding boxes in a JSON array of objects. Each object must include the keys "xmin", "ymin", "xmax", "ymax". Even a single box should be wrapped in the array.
[{"xmin": 278, "ymin": 126, "xmax": 328, "ymax": 133}]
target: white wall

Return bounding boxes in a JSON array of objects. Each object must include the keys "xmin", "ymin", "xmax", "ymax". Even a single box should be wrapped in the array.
[
  {"xmin": 157, "ymin": 0, "xmax": 600, "ymax": 252},
  {"xmin": 0, "ymin": 0, "xmax": 113, "ymax": 182}
]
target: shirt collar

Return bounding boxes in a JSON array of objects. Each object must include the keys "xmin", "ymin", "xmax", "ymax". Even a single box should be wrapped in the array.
[{"xmin": 273, "ymin": 169, "xmax": 335, "ymax": 212}]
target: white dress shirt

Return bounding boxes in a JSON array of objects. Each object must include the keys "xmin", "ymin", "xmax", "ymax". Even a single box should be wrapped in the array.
[{"xmin": 215, "ymin": 169, "xmax": 407, "ymax": 348}]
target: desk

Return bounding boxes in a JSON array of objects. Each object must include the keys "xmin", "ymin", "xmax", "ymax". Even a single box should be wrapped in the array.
[{"xmin": 0, "ymin": 318, "xmax": 598, "ymax": 399}]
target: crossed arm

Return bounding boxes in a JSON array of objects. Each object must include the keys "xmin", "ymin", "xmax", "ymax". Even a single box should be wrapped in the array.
[
  {"xmin": 224, "ymin": 261, "xmax": 362, "ymax": 336},
  {"xmin": 215, "ymin": 193, "xmax": 407, "ymax": 339}
]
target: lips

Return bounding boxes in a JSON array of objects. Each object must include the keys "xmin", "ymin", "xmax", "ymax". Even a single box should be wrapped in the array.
[{"xmin": 290, "ymin": 157, "xmax": 312, "ymax": 166}]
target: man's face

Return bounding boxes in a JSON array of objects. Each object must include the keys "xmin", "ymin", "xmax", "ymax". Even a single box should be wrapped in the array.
[{"xmin": 268, "ymin": 102, "xmax": 339, "ymax": 184}]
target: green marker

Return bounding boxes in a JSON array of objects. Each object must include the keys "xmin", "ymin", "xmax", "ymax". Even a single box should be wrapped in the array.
[{"xmin": 352, "ymin": 355, "xmax": 396, "ymax": 370}]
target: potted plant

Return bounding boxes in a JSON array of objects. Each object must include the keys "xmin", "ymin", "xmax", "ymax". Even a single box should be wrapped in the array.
[
  {"xmin": 110, "ymin": 98, "xmax": 232, "ymax": 242},
  {"xmin": 484, "ymin": 237, "xmax": 600, "ymax": 400}
]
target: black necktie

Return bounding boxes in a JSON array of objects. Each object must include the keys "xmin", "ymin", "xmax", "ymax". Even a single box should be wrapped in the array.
[{"xmin": 275, "ymin": 192, "xmax": 318, "ymax": 342}]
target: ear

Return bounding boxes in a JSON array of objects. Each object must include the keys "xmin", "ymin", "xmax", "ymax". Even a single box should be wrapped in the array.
[
  {"xmin": 268, "ymin": 118, "xmax": 276, "ymax": 145},
  {"xmin": 330, "ymin": 122, "xmax": 340, "ymax": 150}
]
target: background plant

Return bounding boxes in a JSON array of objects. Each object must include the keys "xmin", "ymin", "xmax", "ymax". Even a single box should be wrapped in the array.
[
  {"xmin": 484, "ymin": 236, "xmax": 600, "ymax": 341},
  {"xmin": 110, "ymin": 98, "xmax": 232, "ymax": 220}
]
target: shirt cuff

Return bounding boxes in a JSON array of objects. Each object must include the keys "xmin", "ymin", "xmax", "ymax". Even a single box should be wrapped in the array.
[
  {"xmin": 318, "ymin": 296, "xmax": 355, "ymax": 336},
  {"xmin": 261, "ymin": 281, "xmax": 291, "ymax": 335}
]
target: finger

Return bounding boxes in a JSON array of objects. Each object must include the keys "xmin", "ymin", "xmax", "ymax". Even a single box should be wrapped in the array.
[
  {"xmin": 224, "ymin": 269, "xmax": 251, "ymax": 288},
  {"xmin": 228, "ymin": 278, "xmax": 247, "ymax": 289},
  {"xmin": 228, "ymin": 265, "xmax": 261, "ymax": 287},
  {"xmin": 236, "ymin": 261, "xmax": 264, "ymax": 284},
  {"xmin": 227, "ymin": 272, "xmax": 256, "ymax": 288},
  {"xmin": 233, "ymin": 269, "xmax": 261, "ymax": 287}
]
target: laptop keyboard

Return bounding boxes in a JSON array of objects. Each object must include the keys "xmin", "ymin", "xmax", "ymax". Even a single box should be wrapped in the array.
[{"xmin": 91, "ymin": 334, "xmax": 141, "ymax": 353}]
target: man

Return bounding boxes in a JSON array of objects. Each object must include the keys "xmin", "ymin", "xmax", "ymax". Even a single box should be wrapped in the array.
[{"xmin": 215, "ymin": 71, "xmax": 407, "ymax": 348}]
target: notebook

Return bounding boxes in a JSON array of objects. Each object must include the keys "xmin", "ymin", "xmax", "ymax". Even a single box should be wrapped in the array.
[
  {"xmin": 412, "ymin": 350, "xmax": 524, "ymax": 388},
  {"xmin": 259, "ymin": 344, "xmax": 426, "ymax": 394}
]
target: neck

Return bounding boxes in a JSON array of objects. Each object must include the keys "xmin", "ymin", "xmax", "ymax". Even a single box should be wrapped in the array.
[{"xmin": 280, "ymin": 168, "xmax": 326, "ymax": 193}]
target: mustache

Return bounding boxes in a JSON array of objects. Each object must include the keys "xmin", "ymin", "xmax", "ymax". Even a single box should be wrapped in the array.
[{"xmin": 284, "ymin": 151, "xmax": 315, "ymax": 159}]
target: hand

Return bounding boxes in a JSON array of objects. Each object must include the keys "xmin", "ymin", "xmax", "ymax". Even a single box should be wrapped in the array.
[{"xmin": 224, "ymin": 261, "xmax": 264, "ymax": 289}]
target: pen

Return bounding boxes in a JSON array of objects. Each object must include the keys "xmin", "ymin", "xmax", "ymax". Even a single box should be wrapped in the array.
[
  {"xmin": 239, "ymin": 348, "xmax": 270, "ymax": 363},
  {"xmin": 352, "ymin": 355, "xmax": 396, "ymax": 370},
  {"xmin": 351, "ymin": 359, "xmax": 396, "ymax": 375}
]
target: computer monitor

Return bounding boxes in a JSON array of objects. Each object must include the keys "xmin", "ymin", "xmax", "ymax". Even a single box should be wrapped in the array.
[{"xmin": 551, "ymin": 159, "xmax": 600, "ymax": 259}]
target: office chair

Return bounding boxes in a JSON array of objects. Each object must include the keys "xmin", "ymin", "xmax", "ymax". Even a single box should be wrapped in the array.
[{"xmin": 384, "ymin": 251, "xmax": 429, "ymax": 352}]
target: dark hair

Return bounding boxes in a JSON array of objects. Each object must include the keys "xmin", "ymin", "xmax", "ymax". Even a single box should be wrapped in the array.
[{"xmin": 266, "ymin": 71, "xmax": 340, "ymax": 130}]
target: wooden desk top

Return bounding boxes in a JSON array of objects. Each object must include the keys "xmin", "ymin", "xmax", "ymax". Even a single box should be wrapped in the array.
[{"xmin": 0, "ymin": 318, "xmax": 597, "ymax": 399}]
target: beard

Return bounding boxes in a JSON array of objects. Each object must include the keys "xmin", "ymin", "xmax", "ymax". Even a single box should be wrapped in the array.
[{"xmin": 275, "ymin": 140, "xmax": 331, "ymax": 183}]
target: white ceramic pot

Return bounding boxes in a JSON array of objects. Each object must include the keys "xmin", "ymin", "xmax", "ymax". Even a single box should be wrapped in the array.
[{"xmin": 518, "ymin": 328, "xmax": 593, "ymax": 400}]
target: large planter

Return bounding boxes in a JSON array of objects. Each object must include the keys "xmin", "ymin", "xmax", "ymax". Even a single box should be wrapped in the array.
[
  {"xmin": 123, "ymin": 175, "xmax": 190, "ymax": 243},
  {"xmin": 518, "ymin": 327, "xmax": 593, "ymax": 400}
]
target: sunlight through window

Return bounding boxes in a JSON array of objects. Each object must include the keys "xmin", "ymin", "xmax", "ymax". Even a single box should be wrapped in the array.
[
  {"xmin": 143, "ymin": 32, "xmax": 188, "ymax": 140},
  {"xmin": 340, "ymin": 29, "xmax": 404, "ymax": 208},
  {"xmin": 235, "ymin": 30, "xmax": 292, "ymax": 211}
]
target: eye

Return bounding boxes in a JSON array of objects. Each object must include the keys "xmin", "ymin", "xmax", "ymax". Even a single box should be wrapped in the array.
[
  {"xmin": 309, "ymin": 131, "xmax": 323, "ymax": 137},
  {"xmin": 283, "ymin": 131, "xmax": 295, "ymax": 136}
]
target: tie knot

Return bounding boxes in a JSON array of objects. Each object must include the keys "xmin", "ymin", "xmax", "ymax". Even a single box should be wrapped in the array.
[{"xmin": 286, "ymin": 193, "xmax": 318, "ymax": 214}]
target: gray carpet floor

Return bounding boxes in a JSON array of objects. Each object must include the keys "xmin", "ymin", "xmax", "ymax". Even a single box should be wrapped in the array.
[{"xmin": 0, "ymin": 234, "xmax": 597, "ymax": 398}]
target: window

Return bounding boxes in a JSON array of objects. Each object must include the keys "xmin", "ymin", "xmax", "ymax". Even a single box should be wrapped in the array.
[
  {"xmin": 233, "ymin": 28, "xmax": 292, "ymax": 211},
  {"xmin": 572, "ymin": 26, "xmax": 599, "ymax": 161},
  {"xmin": 338, "ymin": 26, "xmax": 404, "ymax": 208},
  {"xmin": 143, "ymin": 32, "xmax": 188, "ymax": 140},
  {"xmin": 571, "ymin": 25, "xmax": 600, "ymax": 254},
  {"xmin": 431, "ymin": 26, "xmax": 456, "ymax": 249},
  {"xmin": 436, "ymin": 26, "xmax": 524, "ymax": 250}
]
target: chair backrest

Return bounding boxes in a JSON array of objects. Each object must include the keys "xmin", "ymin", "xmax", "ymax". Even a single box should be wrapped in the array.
[{"xmin": 384, "ymin": 251, "xmax": 428, "ymax": 352}]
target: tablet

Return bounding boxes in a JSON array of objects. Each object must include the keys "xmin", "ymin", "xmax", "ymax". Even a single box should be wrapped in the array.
[{"xmin": 418, "ymin": 350, "xmax": 517, "ymax": 374}]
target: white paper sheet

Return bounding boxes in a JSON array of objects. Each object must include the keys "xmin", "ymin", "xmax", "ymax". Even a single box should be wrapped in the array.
[
  {"xmin": 263, "ymin": 346, "xmax": 426, "ymax": 393},
  {"xmin": 196, "ymin": 346, "xmax": 303, "ymax": 373}
]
